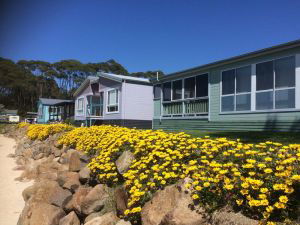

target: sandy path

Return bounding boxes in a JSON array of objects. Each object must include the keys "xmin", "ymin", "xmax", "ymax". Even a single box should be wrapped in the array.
[{"xmin": 0, "ymin": 135, "xmax": 33, "ymax": 225}]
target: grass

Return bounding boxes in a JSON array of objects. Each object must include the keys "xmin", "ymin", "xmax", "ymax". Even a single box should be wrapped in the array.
[{"xmin": 181, "ymin": 130, "xmax": 300, "ymax": 145}]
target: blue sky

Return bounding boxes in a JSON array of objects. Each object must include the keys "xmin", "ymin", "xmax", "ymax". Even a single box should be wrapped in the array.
[{"xmin": 0, "ymin": 0, "xmax": 300, "ymax": 74}]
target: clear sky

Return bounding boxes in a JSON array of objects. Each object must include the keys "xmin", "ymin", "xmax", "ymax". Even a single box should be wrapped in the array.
[{"xmin": 0, "ymin": 0, "xmax": 300, "ymax": 74}]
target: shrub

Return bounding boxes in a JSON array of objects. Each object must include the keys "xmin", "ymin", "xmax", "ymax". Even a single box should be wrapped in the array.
[{"xmin": 26, "ymin": 124, "xmax": 74, "ymax": 140}]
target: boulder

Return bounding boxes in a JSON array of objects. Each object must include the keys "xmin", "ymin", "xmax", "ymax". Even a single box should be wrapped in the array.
[
  {"xmin": 116, "ymin": 151, "xmax": 134, "ymax": 174},
  {"xmin": 116, "ymin": 220, "xmax": 131, "ymax": 225},
  {"xmin": 65, "ymin": 186, "xmax": 92, "ymax": 214},
  {"xmin": 81, "ymin": 184, "xmax": 111, "ymax": 215},
  {"xmin": 114, "ymin": 186, "xmax": 128, "ymax": 215},
  {"xmin": 211, "ymin": 207, "xmax": 258, "ymax": 225},
  {"xmin": 17, "ymin": 202, "xmax": 66, "ymax": 225},
  {"xmin": 84, "ymin": 212, "xmax": 107, "ymax": 223},
  {"xmin": 58, "ymin": 171, "xmax": 81, "ymax": 193},
  {"xmin": 141, "ymin": 178, "xmax": 206, "ymax": 225},
  {"xmin": 22, "ymin": 180, "xmax": 72, "ymax": 208},
  {"xmin": 79, "ymin": 167, "xmax": 90, "ymax": 184},
  {"xmin": 59, "ymin": 211, "xmax": 80, "ymax": 225},
  {"xmin": 84, "ymin": 212, "xmax": 119, "ymax": 225},
  {"xmin": 69, "ymin": 151, "xmax": 81, "ymax": 172}
]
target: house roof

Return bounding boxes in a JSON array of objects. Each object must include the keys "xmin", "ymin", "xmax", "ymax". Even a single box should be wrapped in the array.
[
  {"xmin": 39, "ymin": 98, "xmax": 73, "ymax": 106},
  {"xmin": 98, "ymin": 72, "xmax": 150, "ymax": 83},
  {"xmin": 157, "ymin": 39, "xmax": 300, "ymax": 82},
  {"xmin": 0, "ymin": 109, "xmax": 18, "ymax": 115},
  {"xmin": 73, "ymin": 73, "xmax": 150, "ymax": 97}
]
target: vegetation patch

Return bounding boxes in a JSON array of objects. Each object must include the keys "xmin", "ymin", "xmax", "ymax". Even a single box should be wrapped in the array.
[{"xmin": 20, "ymin": 124, "xmax": 300, "ymax": 224}]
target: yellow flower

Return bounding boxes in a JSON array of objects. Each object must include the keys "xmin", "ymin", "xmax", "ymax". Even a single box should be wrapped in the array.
[{"xmin": 279, "ymin": 195, "xmax": 288, "ymax": 203}]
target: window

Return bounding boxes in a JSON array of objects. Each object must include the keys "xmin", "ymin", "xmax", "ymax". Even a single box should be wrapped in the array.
[
  {"xmin": 87, "ymin": 94, "xmax": 104, "ymax": 116},
  {"xmin": 221, "ymin": 65, "xmax": 251, "ymax": 112},
  {"xmin": 172, "ymin": 80, "xmax": 182, "ymax": 100},
  {"xmin": 196, "ymin": 74, "xmax": 209, "ymax": 97},
  {"xmin": 162, "ymin": 82, "xmax": 171, "ymax": 101},
  {"xmin": 153, "ymin": 85, "xmax": 161, "ymax": 99},
  {"xmin": 184, "ymin": 77, "xmax": 195, "ymax": 98},
  {"xmin": 256, "ymin": 56, "xmax": 295, "ymax": 110},
  {"xmin": 77, "ymin": 98, "xmax": 84, "ymax": 112},
  {"xmin": 107, "ymin": 89, "xmax": 119, "ymax": 113}
]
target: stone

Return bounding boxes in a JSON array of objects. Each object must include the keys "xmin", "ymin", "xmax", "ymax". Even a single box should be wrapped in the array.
[
  {"xmin": 65, "ymin": 186, "xmax": 92, "ymax": 214},
  {"xmin": 53, "ymin": 148, "xmax": 63, "ymax": 157},
  {"xmin": 116, "ymin": 151, "xmax": 134, "ymax": 174},
  {"xmin": 79, "ymin": 166, "xmax": 90, "ymax": 184},
  {"xmin": 34, "ymin": 152, "xmax": 45, "ymax": 160},
  {"xmin": 69, "ymin": 151, "xmax": 81, "ymax": 172},
  {"xmin": 58, "ymin": 171, "xmax": 81, "ymax": 192},
  {"xmin": 17, "ymin": 202, "xmax": 66, "ymax": 225},
  {"xmin": 141, "ymin": 178, "xmax": 206, "ymax": 225},
  {"xmin": 114, "ymin": 186, "xmax": 128, "ymax": 215},
  {"xmin": 211, "ymin": 207, "xmax": 258, "ymax": 225},
  {"xmin": 81, "ymin": 184, "xmax": 110, "ymax": 215},
  {"xmin": 84, "ymin": 212, "xmax": 107, "ymax": 223},
  {"xmin": 116, "ymin": 219, "xmax": 131, "ymax": 225},
  {"xmin": 59, "ymin": 211, "xmax": 80, "ymax": 225},
  {"xmin": 22, "ymin": 180, "xmax": 72, "ymax": 208},
  {"xmin": 84, "ymin": 212, "xmax": 119, "ymax": 225}
]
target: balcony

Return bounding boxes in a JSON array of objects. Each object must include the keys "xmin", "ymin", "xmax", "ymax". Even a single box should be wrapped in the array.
[{"xmin": 162, "ymin": 98, "xmax": 208, "ymax": 118}]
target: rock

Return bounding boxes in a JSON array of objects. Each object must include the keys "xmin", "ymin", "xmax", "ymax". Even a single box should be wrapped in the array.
[
  {"xmin": 116, "ymin": 219, "xmax": 131, "ymax": 225},
  {"xmin": 34, "ymin": 152, "xmax": 45, "ymax": 160},
  {"xmin": 53, "ymin": 148, "xmax": 63, "ymax": 157},
  {"xmin": 211, "ymin": 207, "xmax": 258, "ymax": 225},
  {"xmin": 116, "ymin": 151, "xmax": 134, "ymax": 174},
  {"xmin": 84, "ymin": 212, "xmax": 119, "ymax": 225},
  {"xmin": 18, "ymin": 202, "xmax": 66, "ymax": 225},
  {"xmin": 69, "ymin": 151, "xmax": 81, "ymax": 172},
  {"xmin": 79, "ymin": 167, "xmax": 90, "ymax": 184},
  {"xmin": 65, "ymin": 186, "xmax": 92, "ymax": 214},
  {"xmin": 114, "ymin": 186, "xmax": 128, "ymax": 215},
  {"xmin": 81, "ymin": 184, "xmax": 110, "ymax": 215},
  {"xmin": 59, "ymin": 211, "xmax": 80, "ymax": 225},
  {"xmin": 84, "ymin": 212, "xmax": 107, "ymax": 223},
  {"xmin": 58, "ymin": 171, "xmax": 81, "ymax": 192},
  {"xmin": 22, "ymin": 180, "xmax": 72, "ymax": 208},
  {"xmin": 141, "ymin": 178, "xmax": 206, "ymax": 225}
]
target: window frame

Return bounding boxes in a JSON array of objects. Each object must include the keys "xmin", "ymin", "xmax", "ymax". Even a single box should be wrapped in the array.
[
  {"xmin": 76, "ymin": 98, "xmax": 84, "ymax": 115},
  {"xmin": 219, "ymin": 54, "xmax": 298, "ymax": 114},
  {"xmin": 106, "ymin": 88, "xmax": 119, "ymax": 114},
  {"xmin": 161, "ymin": 73, "xmax": 209, "ymax": 118},
  {"xmin": 221, "ymin": 65, "xmax": 252, "ymax": 113}
]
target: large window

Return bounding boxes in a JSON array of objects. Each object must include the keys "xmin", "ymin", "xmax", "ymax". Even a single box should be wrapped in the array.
[
  {"xmin": 172, "ymin": 80, "xmax": 182, "ymax": 100},
  {"xmin": 87, "ymin": 94, "xmax": 104, "ymax": 116},
  {"xmin": 256, "ymin": 56, "xmax": 295, "ymax": 110},
  {"xmin": 162, "ymin": 82, "xmax": 171, "ymax": 101},
  {"xmin": 184, "ymin": 77, "xmax": 195, "ymax": 98},
  {"xmin": 153, "ymin": 85, "xmax": 161, "ymax": 99},
  {"xmin": 221, "ymin": 65, "xmax": 251, "ymax": 112},
  {"xmin": 107, "ymin": 89, "xmax": 119, "ymax": 113},
  {"xmin": 196, "ymin": 74, "xmax": 209, "ymax": 97}
]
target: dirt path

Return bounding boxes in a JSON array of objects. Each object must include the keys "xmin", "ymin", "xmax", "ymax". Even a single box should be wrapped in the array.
[{"xmin": 0, "ymin": 135, "xmax": 33, "ymax": 225}]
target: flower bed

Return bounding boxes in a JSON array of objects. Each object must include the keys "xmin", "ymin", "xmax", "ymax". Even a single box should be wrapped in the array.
[{"xmin": 22, "ymin": 124, "xmax": 300, "ymax": 224}]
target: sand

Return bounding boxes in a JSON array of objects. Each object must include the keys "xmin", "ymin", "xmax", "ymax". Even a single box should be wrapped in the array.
[{"xmin": 0, "ymin": 135, "xmax": 33, "ymax": 225}]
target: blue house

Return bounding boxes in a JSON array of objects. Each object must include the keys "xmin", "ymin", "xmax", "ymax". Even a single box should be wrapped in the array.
[{"xmin": 37, "ymin": 98, "xmax": 74, "ymax": 123}]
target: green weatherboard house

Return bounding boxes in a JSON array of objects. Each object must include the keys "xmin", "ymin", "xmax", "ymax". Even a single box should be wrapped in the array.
[{"xmin": 153, "ymin": 40, "xmax": 300, "ymax": 131}]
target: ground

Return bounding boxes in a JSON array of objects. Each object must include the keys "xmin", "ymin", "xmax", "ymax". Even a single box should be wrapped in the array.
[
  {"xmin": 183, "ymin": 130, "xmax": 300, "ymax": 144},
  {"xmin": 0, "ymin": 135, "xmax": 32, "ymax": 225}
]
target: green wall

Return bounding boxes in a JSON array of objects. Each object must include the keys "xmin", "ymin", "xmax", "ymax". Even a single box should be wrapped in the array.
[{"xmin": 153, "ymin": 46, "xmax": 300, "ymax": 131}]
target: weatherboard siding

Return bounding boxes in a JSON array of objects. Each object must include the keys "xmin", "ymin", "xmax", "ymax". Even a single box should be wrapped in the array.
[{"xmin": 153, "ymin": 47, "xmax": 300, "ymax": 131}]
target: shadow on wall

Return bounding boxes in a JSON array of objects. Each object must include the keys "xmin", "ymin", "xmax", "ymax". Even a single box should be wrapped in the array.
[{"xmin": 264, "ymin": 115, "xmax": 300, "ymax": 132}]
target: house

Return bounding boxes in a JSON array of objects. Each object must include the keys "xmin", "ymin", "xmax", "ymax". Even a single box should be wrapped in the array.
[
  {"xmin": 153, "ymin": 39, "xmax": 300, "ymax": 131},
  {"xmin": 0, "ymin": 109, "xmax": 19, "ymax": 123},
  {"xmin": 37, "ymin": 98, "xmax": 74, "ymax": 123},
  {"xmin": 73, "ymin": 72, "xmax": 153, "ymax": 128}
]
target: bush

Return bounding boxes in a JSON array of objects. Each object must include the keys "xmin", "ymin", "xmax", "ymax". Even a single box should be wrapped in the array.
[
  {"xmin": 57, "ymin": 125, "xmax": 300, "ymax": 224},
  {"xmin": 26, "ymin": 124, "xmax": 74, "ymax": 140}
]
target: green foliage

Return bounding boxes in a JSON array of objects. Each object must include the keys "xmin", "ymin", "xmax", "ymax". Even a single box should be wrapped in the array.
[{"xmin": 0, "ymin": 57, "xmax": 164, "ymax": 114}]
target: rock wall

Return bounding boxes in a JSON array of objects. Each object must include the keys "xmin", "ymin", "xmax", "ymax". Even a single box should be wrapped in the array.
[{"xmin": 6, "ymin": 127, "xmax": 259, "ymax": 225}]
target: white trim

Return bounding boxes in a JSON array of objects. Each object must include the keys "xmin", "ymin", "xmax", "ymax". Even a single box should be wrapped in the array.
[
  {"xmin": 296, "ymin": 54, "xmax": 300, "ymax": 108},
  {"xmin": 106, "ymin": 88, "xmax": 120, "ymax": 114},
  {"xmin": 251, "ymin": 64, "xmax": 256, "ymax": 111}
]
